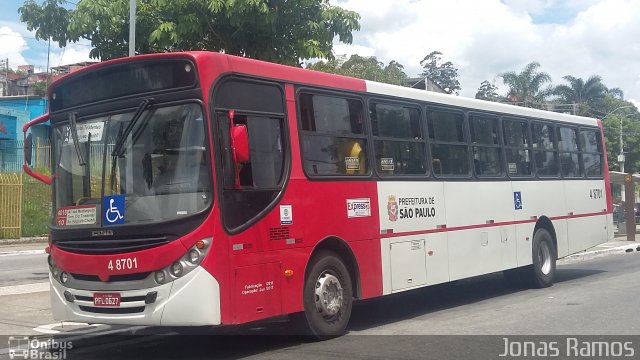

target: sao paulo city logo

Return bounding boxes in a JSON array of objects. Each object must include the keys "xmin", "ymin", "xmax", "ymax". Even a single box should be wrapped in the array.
[{"xmin": 387, "ymin": 195, "xmax": 398, "ymax": 222}]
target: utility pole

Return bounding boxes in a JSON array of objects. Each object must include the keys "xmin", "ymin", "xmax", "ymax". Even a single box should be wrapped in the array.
[
  {"xmin": 129, "ymin": 0, "xmax": 136, "ymax": 57},
  {"xmin": 3, "ymin": 58, "xmax": 8, "ymax": 96}
]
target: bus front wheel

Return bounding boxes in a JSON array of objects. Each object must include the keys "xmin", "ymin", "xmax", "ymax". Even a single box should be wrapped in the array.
[
  {"xmin": 523, "ymin": 228, "xmax": 556, "ymax": 288},
  {"xmin": 297, "ymin": 250, "xmax": 353, "ymax": 339}
]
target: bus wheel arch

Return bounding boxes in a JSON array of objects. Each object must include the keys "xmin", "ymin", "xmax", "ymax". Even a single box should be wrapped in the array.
[
  {"xmin": 307, "ymin": 237, "xmax": 361, "ymax": 300},
  {"xmin": 293, "ymin": 237, "xmax": 360, "ymax": 338},
  {"xmin": 534, "ymin": 216, "xmax": 558, "ymax": 259},
  {"xmin": 526, "ymin": 217, "xmax": 557, "ymax": 288}
]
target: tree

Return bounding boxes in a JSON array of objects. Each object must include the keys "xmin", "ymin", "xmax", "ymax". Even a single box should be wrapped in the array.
[
  {"xmin": 19, "ymin": 0, "xmax": 70, "ymax": 46},
  {"xmin": 475, "ymin": 80, "xmax": 500, "ymax": 101},
  {"xmin": 599, "ymin": 96, "xmax": 640, "ymax": 172},
  {"xmin": 19, "ymin": 0, "xmax": 361, "ymax": 65},
  {"xmin": 552, "ymin": 75, "xmax": 608, "ymax": 116},
  {"xmin": 499, "ymin": 61, "xmax": 553, "ymax": 108},
  {"xmin": 32, "ymin": 81, "xmax": 47, "ymax": 97},
  {"xmin": 419, "ymin": 51, "xmax": 461, "ymax": 95},
  {"xmin": 308, "ymin": 55, "xmax": 408, "ymax": 86}
]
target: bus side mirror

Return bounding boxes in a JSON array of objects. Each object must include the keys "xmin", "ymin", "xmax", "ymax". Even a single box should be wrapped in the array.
[
  {"xmin": 23, "ymin": 113, "xmax": 52, "ymax": 185},
  {"xmin": 24, "ymin": 133, "xmax": 33, "ymax": 166},
  {"xmin": 227, "ymin": 110, "xmax": 250, "ymax": 189},
  {"xmin": 230, "ymin": 125, "xmax": 249, "ymax": 164}
]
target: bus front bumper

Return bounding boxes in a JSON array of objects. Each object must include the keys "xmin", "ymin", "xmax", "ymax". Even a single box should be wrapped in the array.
[{"xmin": 50, "ymin": 267, "xmax": 221, "ymax": 326}]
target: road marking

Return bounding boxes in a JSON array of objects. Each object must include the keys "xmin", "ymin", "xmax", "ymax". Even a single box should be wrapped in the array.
[
  {"xmin": 33, "ymin": 322, "xmax": 107, "ymax": 334},
  {"xmin": 0, "ymin": 249, "xmax": 46, "ymax": 256},
  {"xmin": 0, "ymin": 282, "xmax": 49, "ymax": 296}
]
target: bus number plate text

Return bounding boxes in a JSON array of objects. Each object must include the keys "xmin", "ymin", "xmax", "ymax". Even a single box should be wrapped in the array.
[
  {"xmin": 107, "ymin": 257, "xmax": 138, "ymax": 271},
  {"xmin": 93, "ymin": 293, "xmax": 121, "ymax": 307}
]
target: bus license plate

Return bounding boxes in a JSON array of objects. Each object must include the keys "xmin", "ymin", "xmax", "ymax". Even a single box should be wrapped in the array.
[{"xmin": 93, "ymin": 293, "xmax": 121, "ymax": 307}]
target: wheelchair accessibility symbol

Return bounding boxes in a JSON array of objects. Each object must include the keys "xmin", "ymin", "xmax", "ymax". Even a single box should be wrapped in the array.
[
  {"xmin": 103, "ymin": 195, "xmax": 125, "ymax": 225},
  {"xmin": 513, "ymin": 191, "xmax": 523, "ymax": 210}
]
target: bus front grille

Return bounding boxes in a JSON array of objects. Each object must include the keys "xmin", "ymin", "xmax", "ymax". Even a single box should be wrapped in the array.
[
  {"xmin": 54, "ymin": 236, "xmax": 170, "ymax": 254},
  {"xmin": 78, "ymin": 306, "xmax": 145, "ymax": 314}
]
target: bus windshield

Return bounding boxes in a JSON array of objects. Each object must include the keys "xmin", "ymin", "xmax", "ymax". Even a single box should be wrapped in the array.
[{"xmin": 51, "ymin": 102, "xmax": 212, "ymax": 229}]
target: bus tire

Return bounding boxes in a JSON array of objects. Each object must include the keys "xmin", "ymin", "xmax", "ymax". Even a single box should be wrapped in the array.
[
  {"xmin": 297, "ymin": 250, "xmax": 353, "ymax": 339},
  {"xmin": 523, "ymin": 228, "xmax": 556, "ymax": 288}
]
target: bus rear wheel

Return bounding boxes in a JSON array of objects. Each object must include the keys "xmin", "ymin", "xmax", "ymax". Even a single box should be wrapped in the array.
[
  {"xmin": 523, "ymin": 228, "xmax": 556, "ymax": 288},
  {"xmin": 297, "ymin": 250, "xmax": 353, "ymax": 339}
]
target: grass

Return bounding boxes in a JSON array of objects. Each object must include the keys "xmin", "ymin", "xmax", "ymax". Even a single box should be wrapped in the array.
[{"xmin": 21, "ymin": 174, "xmax": 51, "ymax": 237}]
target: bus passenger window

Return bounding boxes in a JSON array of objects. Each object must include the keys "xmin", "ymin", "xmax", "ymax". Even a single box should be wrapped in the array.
[
  {"xmin": 580, "ymin": 129, "xmax": 603, "ymax": 177},
  {"xmin": 531, "ymin": 122, "xmax": 558, "ymax": 177},
  {"xmin": 470, "ymin": 114, "xmax": 502, "ymax": 177},
  {"xmin": 557, "ymin": 126, "xmax": 583, "ymax": 178},
  {"xmin": 427, "ymin": 109, "xmax": 469, "ymax": 176},
  {"xmin": 504, "ymin": 118, "xmax": 533, "ymax": 177},
  {"xmin": 299, "ymin": 93, "xmax": 368, "ymax": 176},
  {"xmin": 370, "ymin": 102, "xmax": 426, "ymax": 176}
]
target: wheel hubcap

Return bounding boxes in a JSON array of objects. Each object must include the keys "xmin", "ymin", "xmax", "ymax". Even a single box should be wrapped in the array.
[
  {"xmin": 314, "ymin": 272, "xmax": 343, "ymax": 318},
  {"xmin": 538, "ymin": 241, "xmax": 552, "ymax": 275}
]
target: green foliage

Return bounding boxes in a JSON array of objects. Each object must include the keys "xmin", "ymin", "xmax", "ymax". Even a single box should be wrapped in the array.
[
  {"xmin": 32, "ymin": 81, "xmax": 47, "ymax": 97},
  {"xmin": 475, "ymin": 80, "xmax": 500, "ymax": 101},
  {"xmin": 20, "ymin": 0, "xmax": 360, "ymax": 65},
  {"xmin": 599, "ymin": 97, "xmax": 640, "ymax": 172},
  {"xmin": 307, "ymin": 54, "xmax": 409, "ymax": 86},
  {"xmin": 419, "ymin": 51, "xmax": 461, "ymax": 95},
  {"xmin": 552, "ymin": 75, "xmax": 608, "ymax": 116},
  {"xmin": 500, "ymin": 61, "xmax": 553, "ymax": 108},
  {"xmin": 19, "ymin": 0, "xmax": 70, "ymax": 46}
]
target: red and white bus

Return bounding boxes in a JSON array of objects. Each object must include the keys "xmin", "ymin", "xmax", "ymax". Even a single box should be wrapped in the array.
[{"xmin": 23, "ymin": 52, "xmax": 613, "ymax": 337}]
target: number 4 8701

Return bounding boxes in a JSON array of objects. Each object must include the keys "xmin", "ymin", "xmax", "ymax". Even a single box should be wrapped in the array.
[{"xmin": 108, "ymin": 258, "xmax": 138, "ymax": 271}]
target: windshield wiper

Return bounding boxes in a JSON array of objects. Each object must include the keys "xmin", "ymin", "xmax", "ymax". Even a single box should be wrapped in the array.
[
  {"xmin": 69, "ymin": 112, "xmax": 86, "ymax": 166},
  {"xmin": 111, "ymin": 98, "xmax": 154, "ymax": 157}
]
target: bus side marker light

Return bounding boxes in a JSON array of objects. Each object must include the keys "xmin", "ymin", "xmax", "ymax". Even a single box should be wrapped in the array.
[
  {"xmin": 284, "ymin": 270, "xmax": 294, "ymax": 277},
  {"xmin": 427, "ymin": 251, "xmax": 434, "ymax": 256},
  {"xmin": 45, "ymin": 246, "xmax": 50, "ymax": 254},
  {"xmin": 530, "ymin": 216, "xmax": 538, "ymax": 220},
  {"xmin": 525, "ymin": 237, "xmax": 530, "ymax": 241},
  {"xmin": 196, "ymin": 240, "xmax": 208, "ymax": 250}
]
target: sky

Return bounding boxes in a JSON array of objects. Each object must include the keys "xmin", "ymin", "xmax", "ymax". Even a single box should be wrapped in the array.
[
  {"xmin": 330, "ymin": 0, "xmax": 640, "ymax": 108},
  {"xmin": 1, "ymin": 0, "xmax": 638, "ymax": 108}
]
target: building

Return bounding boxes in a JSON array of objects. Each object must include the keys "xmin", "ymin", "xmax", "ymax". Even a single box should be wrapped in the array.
[
  {"xmin": 0, "ymin": 96, "xmax": 48, "ymax": 172},
  {"xmin": 406, "ymin": 77, "xmax": 447, "ymax": 93}
]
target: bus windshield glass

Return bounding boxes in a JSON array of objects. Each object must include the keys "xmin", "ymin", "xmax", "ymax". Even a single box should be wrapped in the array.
[{"xmin": 51, "ymin": 103, "xmax": 212, "ymax": 229}]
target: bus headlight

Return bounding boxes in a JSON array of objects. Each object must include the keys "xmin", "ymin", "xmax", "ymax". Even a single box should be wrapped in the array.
[
  {"xmin": 170, "ymin": 262, "xmax": 183, "ymax": 277},
  {"xmin": 154, "ymin": 271, "xmax": 166, "ymax": 284},
  {"xmin": 60, "ymin": 272, "xmax": 69, "ymax": 284},
  {"xmin": 153, "ymin": 238, "xmax": 212, "ymax": 285},
  {"xmin": 188, "ymin": 249, "xmax": 201, "ymax": 264}
]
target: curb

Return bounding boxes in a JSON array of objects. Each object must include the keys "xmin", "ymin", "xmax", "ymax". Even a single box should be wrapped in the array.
[
  {"xmin": 0, "ymin": 237, "xmax": 48, "ymax": 246},
  {"xmin": 562, "ymin": 242, "xmax": 640, "ymax": 261}
]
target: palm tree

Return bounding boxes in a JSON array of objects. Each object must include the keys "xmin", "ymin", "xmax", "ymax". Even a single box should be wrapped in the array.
[
  {"xmin": 500, "ymin": 62, "xmax": 553, "ymax": 108},
  {"xmin": 553, "ymin": 75, "xmax": 608, "ymax": 116}
]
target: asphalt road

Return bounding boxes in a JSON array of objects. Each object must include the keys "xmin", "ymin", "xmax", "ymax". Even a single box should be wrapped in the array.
[
  {"xmin": 33, "ymin": 250, "xmax": 640, "ymax": 360},
  {"xmin": 0, "ymin": 251, "xmax": 48, "ymax": 287}
]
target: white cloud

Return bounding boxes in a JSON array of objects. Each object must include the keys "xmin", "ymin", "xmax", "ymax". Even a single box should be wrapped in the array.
[
  {"xmin": 330, "ymin": 0, "xmax": 640, "ymax": 101},
  {"xmin": 0, "ymin": 26, "xmax": 29, "ymax": 68}
]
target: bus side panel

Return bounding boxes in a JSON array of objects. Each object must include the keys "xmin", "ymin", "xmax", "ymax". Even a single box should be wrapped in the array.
[
  {"xmin": 445, "ymin": 182, "xmax": 517, "ymax": 280},
  {"xmin": 348, "ymin": 238, "xmax": 383, "ymax": 299},
  {"xmin": 563, "ymin": 179, "xmax": 608, "ymax": 255},
  {"xmin": 512, "ymin": 181, "xmax": 568, "ymax": 259},
  {"xmin": 377, "ymin": 182, "xmax": 448, "ymax": 295}
]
